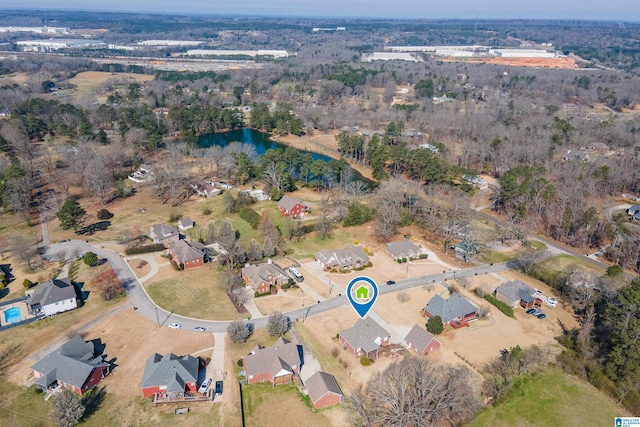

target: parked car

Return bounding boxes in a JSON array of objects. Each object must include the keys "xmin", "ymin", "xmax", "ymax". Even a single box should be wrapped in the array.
[
  {"xmin": 199, "ymin": 378, "xmax": 212, "ymax": 394},
  {"xmin": 410, "ymin": 235, "xmax": 418, "ymax": 241},
  {"xmin": 215, "ymin": 380, "xmax": 223, "ymax": 395},
  {"xmin": 526, "ymin": 308, "xmax": 538, "ymax": 315},
  {"xmin": 193, "ymin": 326, "xmax": 206, "ymax": 332},
  {"xmin": 403, "ymin": 234, "xmax": 410, "ymax": 240},
  {"xmin": 386, "ymin": 280, "xmax": 396, "ymax": 286},
  {"xmin": 168, "ymin": 323, "xmax": 181, "ymax": 329},
  {"xmin": 545, "ymin": 297, "xmax": 557, "ymax": 308},
  {"xmin": 536, "ymin": 313, "xmax": 547, "ymax": 319}
]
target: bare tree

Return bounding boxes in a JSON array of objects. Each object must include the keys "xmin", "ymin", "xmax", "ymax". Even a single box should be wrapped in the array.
[
  {"xmin": 396, "ymin": 291, "xmax": 411, "ymax": 304},
  {"xmin": 227, "ymin": 320, "xmax": 252, "ymax": 343},
  {"xmin": 10, "ymin": 234, "xmax": 38, "ymax": 271},
  {"xmin": 50, "ymin": 388, "xmax": 85, "ymax": 427},
  {"xmin": 267, "ymin": 311, "xmax": 290, "ymax": 336},
  {"xmin": 246, "ymin": 239, "xmax": 263, "ymax": 261}
]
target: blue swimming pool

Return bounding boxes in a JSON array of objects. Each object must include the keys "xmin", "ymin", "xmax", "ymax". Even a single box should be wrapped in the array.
[{"xmin": 4, "ymin": 307, "xmax": 21, "ymax": 324}]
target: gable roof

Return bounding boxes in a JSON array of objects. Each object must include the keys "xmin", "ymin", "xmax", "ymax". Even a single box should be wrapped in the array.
[
  {"xmin": 278, "ymin": 195, "xmax": 304, "ymax": 212},
  {"xmin": 243, "ymin": 337, "xmax": 301, "ymax": 379},
  {"xmin": 423, "ymin": 293, "xmax": 477, "ymax": 324},
  {"xmin": 177, "ymin": 217, "xmax": 194, "ymax": 228},
  {"xmin": 340, "ymin": 318, "xmax": 390, "ymax": 354},
  {"xmin": 306, "ymin": 371, "xmax": 343, "ymax": 404},
  {"xmin": 315, "ymin": 246, "xmax": 369, "ymax": 268},
  {"xmin": 140, "ymin": 353, "xmax": 199, "ymax": 390},
  {"xmin": 150, "ymin": 223, "xmax": 179, "ymax": 239},
  {"xmin": 241, "ymin": 262, "xmax": 289, "ymax": 287},
  {"xmin": 27, "ymin": 278, "xmax": 76, "ymax": 307},
  {"xmin": 629, "ymin": 204, "xmax": 640, "ymax": 214},
  {"xmin": 496, "ymin": 280, "xmax": 536, "ymax": 303},
  {"xmin": 31, "ymin": 336, "xmax": 108, "ymax": 390},
  {"xmin": 170, "ymin": 240, "xmax": 205, "ymax": 263},
  {"xmin": 405, "ymin": 324, "xmax": 440, "ymax": 352},
  {"xmin": 385, "ymin": 240, "xmax": 420, "ymax": 258}
]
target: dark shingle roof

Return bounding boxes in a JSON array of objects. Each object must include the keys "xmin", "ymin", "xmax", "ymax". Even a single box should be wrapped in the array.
[
  {"xmin": 339, "ymin": 318, "xmax": 390, "ymax": 354},
  {"xmin": 140, "ymin": 353, "xmax": 199, "ymax": 390},
  {"xmin": 278, "ymin": 195, "xmax": 303, "ymax": 212},
  {"xmin": 27, "ymin": 278, "xmax": 76, "ymax": 307},
  {"xmin": 423, "ymin": 293, "xmax": 477, "ymax": 324},
  {"xmin": 241, "ymin": 262, "xmax": 289, "ymax": 288},
  {"xmin": 405, "ymin": 324, "xmax": 440, "ymax": 352},
  {"xmin": 170, "ymin": 240, "xmax": 205, "ymax": 263},
  {"xmin": 306, "ymin": 371, "xmax": 343, "ymax": 404},
  {"xmin": 243, "ymin": 338, "xmax": 301, "ymax": 379},
  {"xmin": 385, "ymin": 241, "xmax": 420, "ymax": 258},
  {"xmin": 315, "ymin": 246, "xmax": 369, "ymax": 269},
  {"xmin": 496, "ymin": 280, "xmax": 535, "ymax": 303}
]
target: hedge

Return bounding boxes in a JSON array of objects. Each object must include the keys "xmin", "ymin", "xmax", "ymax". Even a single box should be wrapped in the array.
[
  {"xmin": 124, "ymin": 243, "xmax": 166, "ymax": 255},
  {"xmin": 239, "ymin": 207, "xmax": 260, "ymax": 230},
  {"xmin": 484, "ymin": 294, "xmax": 515, "ymax": 318}
]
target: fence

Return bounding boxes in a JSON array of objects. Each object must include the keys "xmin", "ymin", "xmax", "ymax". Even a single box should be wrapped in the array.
[
  {"xmin": 0, "ymin": 314, "xmax": 45, "ymax": 332},
  {"xmin": 0, "ymin": 296, "xmax": 27, "ymax": 308}
]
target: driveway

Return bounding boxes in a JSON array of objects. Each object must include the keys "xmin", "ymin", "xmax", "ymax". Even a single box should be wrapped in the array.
[{"xmin": 289, "ymin": 327, "xmax": 322, "ymax": 383}]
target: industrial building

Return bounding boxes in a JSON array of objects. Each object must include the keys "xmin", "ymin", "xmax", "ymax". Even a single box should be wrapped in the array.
[
  {"xmin": 17, "ymin": 39, "xmax": 106, "ymax": 52},
  {"xmin": 136, "ymin": 40, "xmax": 205, "ymax": 47},
  {"xmin": 490, "ymin": 49, "xmax": 556, "ymax": 58},
  {"xmin": 362, "ymin": 52, "xmax": 422, "ymax": 62},
  {"xmin": 185, "ymin": 49, "xmax": 290, "ymax": 58},
  {"xmin": 0, "ymin": 26, "xmax": 71, "ymax": 34}
]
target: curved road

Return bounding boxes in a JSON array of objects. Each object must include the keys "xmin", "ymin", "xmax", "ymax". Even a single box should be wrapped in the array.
[{"xmin": 42, "ymin": 241, "xmax": 512, "ymax": 332}]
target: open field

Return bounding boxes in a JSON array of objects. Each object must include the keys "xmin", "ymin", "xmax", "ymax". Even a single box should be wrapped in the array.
[
  {"xmin": 253, "ymin": 287, "xmax": 315, "ymax": 315},
  {"xmin": 448, "ymin": 56, "xmax": 578, "ymax": 69},
  {"xmin": 467, "ymin": 368, "xmax": 627, "ymax": 426},
  {"xmin": 145, "ymin": 264, "xmax": 240, "ymax": 320},
  {"xmin": 66, "ymin": 71, "xmax": 154, "ymax": 100}
]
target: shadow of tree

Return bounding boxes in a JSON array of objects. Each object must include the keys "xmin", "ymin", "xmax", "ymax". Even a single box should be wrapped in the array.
[{"xmin": 81, "ymin": 386, "xmax": 107, "ymax": 419}]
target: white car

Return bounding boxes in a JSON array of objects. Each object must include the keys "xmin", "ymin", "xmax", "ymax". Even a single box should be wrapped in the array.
[
  {"xmin": 199, "ymin": 378, "xmax": 212, "ymax": 394},
  {"xmin": 545, "ymin": 297, "xmax": 557, "ymax": 308},
  {"xmin": 168, "ymin": 323, "xmax": 182, "ymax": 329}
]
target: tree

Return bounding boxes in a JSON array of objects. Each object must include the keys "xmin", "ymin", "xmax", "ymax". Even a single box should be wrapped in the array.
[
  {"xmin": 606, "ymin": 264, "xmax": 624, "ymax": 277},
  {"xmin": 349, "ymin": 357, "xmax": 479, "ymax": 427},
  {"xmin": 227, "ymin": 320, "xmax": 252, "ymax": 343},
  {"xmin": 50, "ymin": 389, "xmax": 85, "ymax": 427},
  {"xmin": 396, "ymin": 291, "xmax": 410, "ymax": 304},
  {"xmin": 267, "ymin": 311, "xmax": 290, "ymax": 336},
  {"xmin": 90, "ymin": 269, "xmax": 123, "ymax": 300},
  {"xmin": 426, "ymin": 315, "xmax": 444, "ymax": 335},
  {"xmin": 96, "ymin": 209, "xmax": 112, "ymax": 220},
  {"xmin": 82, "ymin": 252, "xmax": 98, "ymax": 266},
  {"xmin": 56, "ymin": 199, "xmax": 86, "ymax": 231},
  {"xmin": 10, "ymin": 234, "xmax": 38, "ymax": 271},
  {"xmin": 247, "ymin": 239, "xmax": 263, "ymax": 261},
  {"xmin": 414, "ymin": 78, "xmax": 434, "ymax": 98}
]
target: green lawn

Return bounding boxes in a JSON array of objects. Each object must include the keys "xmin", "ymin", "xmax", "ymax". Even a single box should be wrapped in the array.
[
  {"xmin": 466, "ymin": 368, "xmax": 627, "ymax": 427},
  {"xmin": 294, "ymin": 322, "xmax": 350, "ymax": 389}
]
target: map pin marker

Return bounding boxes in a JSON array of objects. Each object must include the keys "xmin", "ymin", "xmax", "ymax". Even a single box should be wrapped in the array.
[{"xmin": 346, "ymin": 276, "xmax": 379, "ymax": 319}]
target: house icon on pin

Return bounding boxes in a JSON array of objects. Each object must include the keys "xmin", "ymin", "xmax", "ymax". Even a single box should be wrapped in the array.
[{"xmin": 355, "ymin": 285, "xmax": 369, "ymax": 300}]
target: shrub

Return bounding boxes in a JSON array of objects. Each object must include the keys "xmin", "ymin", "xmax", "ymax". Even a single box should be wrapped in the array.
[
  {"xmin": 360, "ymin": 356, "xmax": 372, "ymax": 366},
  {"xmin": 124, "ymin": 243, "xmax": 166, "ymax": 255},
  {"xmin": 269, "ymin": 187, "xmax": 284, "ymax": 201},
  {"xmin": 203, "ymin": 207, "xmax": 212, "ymax": 215},
  {"xmin": 239, "ymin": 207, "xmax": 260, "ymax": 230},
  {"xmin": 96, "ymin": 209, "xmax": 113, "ymax": 220},
  {"xmin": 82, "ymin": 252, "xmax": 98, "ymax": 266},
  {"xmin": 91, "ymin": 268, "xmax": 124, "ymax": 300},
  {"xmin": 23, "ymin": 278, "xmax": 33, "ymax": 288},
  {"xmin": 606, "ymin": 264, "xmax": 624, "ymax": 277},
  {"xmin": 419, "ymin": 254, "xmax": 428, "ymax": 259},
  {"xmin": 137, "ymin": 260, "xmax": 148, "ymax": 269},
  {"xmin": 483, "ymin": 294, "xmax": 515, "ymax": 318},
  {"xmin": 330, "ymin": 347, "xmax": 340, "ymax": 357},
  {"xmin": 426, "ymin": 315, "xmax": 444, "ymax": 335}
]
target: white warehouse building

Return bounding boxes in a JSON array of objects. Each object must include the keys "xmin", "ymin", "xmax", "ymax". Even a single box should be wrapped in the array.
[
  {"xmin": 185, "ymin": 49, "xmax": 290, "ymax": 58},
  {"xmin": 17, "ymin": 39, "xmax": 106, "ymax": 51},
  {"xmin": 490, "ymin": 49, "xmax": 556, "ymax": 58},
  {"xmin": 362, "ymin": 52, "xmax": 422, "ymax": 62}
]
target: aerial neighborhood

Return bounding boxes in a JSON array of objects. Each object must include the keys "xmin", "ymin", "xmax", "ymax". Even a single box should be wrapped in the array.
[{"xmin": 0, "ymin": 7, "xmax": 639, "ymax": 427}]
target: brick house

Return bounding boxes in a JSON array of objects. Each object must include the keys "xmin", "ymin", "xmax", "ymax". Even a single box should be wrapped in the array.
[
  {"xmin": 404, "ymin": 324, "xmax": 441, "ymax": 354},
  {"xmin": 385, "ymin": 240, "xmax": 421, "ymax": 260},
  {"xmin": 495, "ymin": 280, "xmax": 538, "ymax": 310},
  {"xmin": 306, "ymin": 371, "xmax": 343, "ymax": 409},
  {"xmin": 241, "ymin": 260, "xmax": 291, "ymax": 294},
  {"xmin": 277, "ymin": 196, "xmax": 308, "ymax": 218},
  {"xmin": 140, "ymin": 353, "xmax": 199, "ymax": 398},
  {"xmin": 169, "ymin": 240, "xmax": 206, "ymax": 270},
  {"xmin": 339, "ymin": 318, "xmax": 390, "ymax": 359},
  {"xmin": 242, "ymin": 338, "xmax": 301, "ymax": 386},
  {"xmin": 31, "ymin": 336, "xmax": 111, "ymax": 394},
  {"xmin": 149, "ymin": 223, "xmax": 180, "ymax": 245},
  {"xmin": 423, "ymin": 293, "xmax": 478, "ymax": 327},
  {"xmin": 315, "ymin": 246, "xmax": 370, "ymax": 271}
]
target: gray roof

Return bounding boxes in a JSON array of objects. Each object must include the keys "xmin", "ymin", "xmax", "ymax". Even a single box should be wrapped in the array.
[
  {"xmin": 629, "ymin": 204, "xmax": 640, "ymax": 213},
  {"xmin": 316, "ymin": 246, "xmax": 369, "ymax": 269},
  {"xmin": 405, "ymin": 324, "xmax": 439, "ymax": 352},
  {"xmin": 31, "ymin": 336, "xmax": 108, "ymax": 390},
  {"xmin": 340, "ymin": 318, "xmax": 390, "ymax": 354},
  {"xmin": 306, "ymin": 371, "xmax": 343, "ymax": 404},
  {"xmin": 140, "ymin": 353, "xmax": 199, "ymax": 390},
  {"xmin": 423, "ymin": 293, "xmax": 477, "ymax": 324},
  {"xmin": 278, "ymin": 195, "xmax": 305, "ymax": 212},
  {"xmin": 243, "ymin": 338, "xmax": 301, "ymax": 379},
  {"xmin": 386, "ymin": 241, "xmax": 420, "ymax": 258},
  {"xmin": 170, "ymin": 240, "xmax": 205, "ymax": 263},
  {"xmin": 149, "ymin": 224, "xmax": 179, "ymax": 240},
  {"xmin": 496, "ymin": 280, "xmax": 536, "ymax": 303},
  {"xmin": 178, "ymin": 217, "xmax": 194, "ymax": 228},
  {"xmin": 27, "ymin": 278, "xmax": 76, "ymax": 307},
  {"xmin": 241, "ymin": 262, "xmax": 289, "ymax": 288}
]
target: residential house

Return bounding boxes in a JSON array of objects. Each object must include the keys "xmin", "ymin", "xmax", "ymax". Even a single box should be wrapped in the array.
[
  {"xmin": 495, "ymin": 280, "xmax": 538, "ymax": 310},
  {"xmin": 241, "ymin": 260, "xmax": 291, "ymax": 294},
  {"xmin": 339, "ymin": 318, "xmax": 390, "ymax": 359},
  {"xmin": 149, "ymin": 224, "xmax": 180, "ymax": 245},
  {"xmin": 423, "ymin": 293, "xmax": 478, "ymax": 327},
  {"xmin": 315, "ymin": 246, "xmax": 370, "ymax": 271},
  {"xmin": 128, "ymin": 164, "xmax": 154, "ymax": 183},
  {"xmin": 305, "ymin": 371, "xmax": 343, "ymax": 409},
  {"xmin": 385, "ymin": 241, "xmax": 421, "ymax": 260},
  {"xmin": 177, "ymin": 217, "xmax": 194, "ymax": 231},
  {"xmin": 190, "ymin": 181, "xmax": 221, "ymax": 198},
  {"xmin": 31, "ymin": 336, "xmax": 111, "ymax": 394},
  {"xmin": 277, "ymin": 196, "xmax": 308, "ymax": 218},
  {"xmin": 27, "ymin": 278, "xmax": 77, "ymax": 316},
  {"xmin": 463, "ymin": 174, "xmax": 489, "ymax": 189},
  {"xmin": 628, "ymin": 204, "xmax": 640, "ymax": 218},
  {"xmin": 404, "ymin": 324, "xmax": 442, "ymax": 354},
  {"xmin": 169, "ymin": 240, "xmax": 206, "ymax": 269},
  {"xmin": 242, "ymin": 338, "xmax": 301, "ymax": 386},
  {"xmin": 564, "ymin": 149, "xmax": 590, "ymax": 162},
  {"xmin": 140, "ymin": 353, "xmax": 199, "ymax": 398}
]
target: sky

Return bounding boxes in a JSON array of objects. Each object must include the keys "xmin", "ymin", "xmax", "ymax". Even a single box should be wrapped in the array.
[{"xmin": 1, "ymin": 0, "xmax": 638, "ymax": 21}]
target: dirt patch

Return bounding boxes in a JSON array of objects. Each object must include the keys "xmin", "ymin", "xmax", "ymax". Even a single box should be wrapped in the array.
[
  {"xmin": 128, "ymin": 258, "xmax": 152, "ymax": 278},
  {"xmin": 447, "ymin": 56, "xmax": 578, "ymax": 69}
]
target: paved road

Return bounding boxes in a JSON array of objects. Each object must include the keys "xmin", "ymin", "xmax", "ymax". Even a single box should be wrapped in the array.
[{"xmin": 42, "ymin": 241, "xmax": 513, "ymax": 332}]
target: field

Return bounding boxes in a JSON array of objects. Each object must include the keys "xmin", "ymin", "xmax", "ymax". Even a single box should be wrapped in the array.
[
  {"xmin": 467, "ymin": 368, "xmax": 627, "ymax": 426},
  {"xmin": 448, "ymin": 56, "xmax": 578, "ymax": 69},
  {"xmin": 66, "ymin": 71, "xmax": 154, "ymax": 101}
]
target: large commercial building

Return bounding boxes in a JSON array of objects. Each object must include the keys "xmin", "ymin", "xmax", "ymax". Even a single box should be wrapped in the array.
[
  {"xmin": 17, "ymin": 39, "xmax": 106, "ymax": 51},
  {"xmin": 185, "ymin": 49, "xmax": 290, "ymax": 58},
  {"xmin": 490, "ymin": 49, "xmax": 556, "ymax": 58}
]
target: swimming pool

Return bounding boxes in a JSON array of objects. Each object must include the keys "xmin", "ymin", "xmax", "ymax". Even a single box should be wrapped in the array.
[{"xmin": 4, "ymin": 307, "xmax": 21, "ymax": 324}]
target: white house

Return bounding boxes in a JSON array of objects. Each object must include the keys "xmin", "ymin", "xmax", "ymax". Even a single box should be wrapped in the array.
[{"xmin": 27, "ymin": 278, "xmax": 77, "ymax": 316}]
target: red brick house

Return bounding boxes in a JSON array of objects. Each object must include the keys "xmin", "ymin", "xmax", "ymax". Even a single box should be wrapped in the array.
[
  {"xmin": 306, "ymin": 371, "xmax": 343, "ymax": 409},
  {"xmin": 404, "ymin": 324, "xmax": 441, "ymax": 354},
  {"xmin": 241, "ymin": 260, "xmax": 291, "ymax": 294},
  {"xmin": 140, "ymin": 353, "xmax": 199, "ymax": 398},
  {"xmin": 423, "ymin": 293, "xmax": 478, "ymax": 327},
  {"xmin": 277, "ymin": 195, "xmax": 308, "ymax": 218},
  {"xmin": 242, "ymin": 338, "xmax": 301, "ymax": 386},
  {"xmin": 339, "ymin": 318, "xmax": 390, "ymax": 359},
  {"xmin": 169, "ymin": 240, "xmax": 206, "ymax": 270},
  {"xmin": 30, "ymin": 336, "xmax": 111, "ymax": 395}
]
